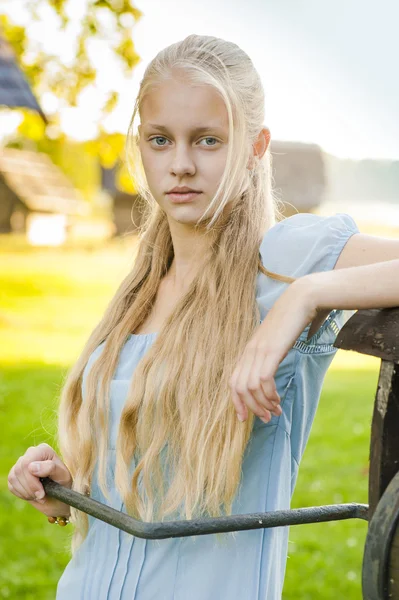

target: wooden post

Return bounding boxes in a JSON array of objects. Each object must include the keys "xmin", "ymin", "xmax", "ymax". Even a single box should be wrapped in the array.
[
  {"xmin": 335, "ymin": 307, "xmax": 399, "ymax": 599},
  {"xmin": 334, "ymin": 307, "xmax": 399, "ymax": 518}
]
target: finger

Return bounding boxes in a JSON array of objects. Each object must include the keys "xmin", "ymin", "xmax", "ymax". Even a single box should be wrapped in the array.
[
  {"xmin": 252, "ymin": 385, "xmax": 282, "ymax": 418},
  {"xmin": 237, "ymin": 347, "xmax": 257, "ymax": 386},
  {"xmin": 247, "ymin": 352, "xmax": 281, "ymax": 416},
  {"xmin": 259, "ymin": 377, "xmax": 281, "ymax": 409},
  {"xmin": 28, "ymin": 459, "xmax": 71, "ymax": 487},
  {"xmin": 235, "ymin": 378, "xmax": 271, "ymax": 422},
  {"xmin": 247, "ymin": 385, "xmax": 279, "ymax": 420},
  {"xmin": 34, "ymin": 443, "xmax": 57, "ymax": 462},
  {"xmin": 13, "ymin": 457, "xmax": 37, "ymax": 500},
  {"xmin": 7, "ymin": 477, "xmax": 29, "ymax": 501},
  {"xmin": 235, "ymin": 349, "xmax": 277, "ymax": 422},
  {"xmin": 15, "ymin": 457, "xmax": 46, "ymax": 502},
  {"xmin": 32, "ymin": 445, "xmax": 71, "ymax": 485},
  {"xmin": 258, "ymin": 357, "xmax": 282, "ymax": 411},
  {"xmin": 8, "ymin": 444, "xmax": 58, "ymax": 503},
  {"xmin": 233, "ymin": 347, "xmax": 259, "ymax": 414},
  {"xmin": 9, "ymin": 468, "xmax": 40, "ymax": 502},
  {"xmin": 231, "ymin": 348, "xmax": 280, "ymax": 422},
  {"xmin": 231, "ymin": 387, "xmax": 248, "ymax": 421},
  {"xmin": 21, "ymin": 446, "xmax": 55, "ymax": 498},
  {"xmin": 259, "ymin": 356, "xmax": 283, "ymax": 403}
]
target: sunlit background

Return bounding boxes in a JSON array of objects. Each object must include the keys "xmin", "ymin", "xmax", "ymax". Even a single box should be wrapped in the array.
[
  {"xmin": 0, "ymin": 1, "xmax": 398, "ymax": 598},
  {"xmin": 3, "ymin": 0, "xmax": 399, "ymax": 160}
]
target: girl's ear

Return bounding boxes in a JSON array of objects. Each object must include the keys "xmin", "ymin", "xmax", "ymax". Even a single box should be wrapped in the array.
[{"xmin": 247, "ymin": 128, "xmax": 271, "ymax": 169}]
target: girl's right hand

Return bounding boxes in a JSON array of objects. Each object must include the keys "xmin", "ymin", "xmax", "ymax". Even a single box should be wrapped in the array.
[{"xmin": 7, "ymin": 443, "xmax": 73, "ymax": 519}]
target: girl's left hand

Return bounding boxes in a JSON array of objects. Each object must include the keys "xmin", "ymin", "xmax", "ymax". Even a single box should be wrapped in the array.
[{"xmin": 229, "ymin": 277, "xmax": 319, "ymax": 423}]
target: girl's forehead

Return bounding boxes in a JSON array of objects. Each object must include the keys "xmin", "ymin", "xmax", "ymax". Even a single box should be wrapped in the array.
[{"xmin": 140, "ymin": 79, "xmax": 228, "ymax": 124}]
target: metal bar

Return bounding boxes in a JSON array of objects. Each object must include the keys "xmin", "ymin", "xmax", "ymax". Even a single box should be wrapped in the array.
[{"xmin": 42, "ymin": 478, "xmax": 369, "ymax": 540}]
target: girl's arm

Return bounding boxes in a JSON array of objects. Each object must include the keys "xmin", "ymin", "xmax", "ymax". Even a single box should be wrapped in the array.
[
  {"xmin": 306, "ymin": 232, "xmax": 399, "ymax": 336},
  {"xmin": 230, "ymin": 245, "xmax": 399, "ymax": 423},
  {"xmin": 304, "ymin": 258, "xmax": 399, "ymax": 313},
  {"xmin": 313, "ymin": 229, "xmax": 399, "ymax": 310}
]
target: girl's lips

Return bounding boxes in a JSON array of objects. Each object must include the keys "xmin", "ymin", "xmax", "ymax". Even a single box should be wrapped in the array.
[{"xmin": 167, "ymin": 192, "xmax": 202, "ymax": 203}]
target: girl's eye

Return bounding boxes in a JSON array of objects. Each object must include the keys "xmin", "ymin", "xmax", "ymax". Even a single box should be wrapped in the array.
[
  {"xmin": 199, "ymin": 137, "xmax": 219, "ymax": 146},
  {"xmin": 149, "ymin": 136, "xmax": 168, "ymax": 147},
  {"xmin": 148, "ymin": 136, "xmax": 219, "ymax": 147}
]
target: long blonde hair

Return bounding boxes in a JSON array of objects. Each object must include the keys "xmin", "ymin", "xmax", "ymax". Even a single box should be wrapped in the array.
[{"xmin": 58, "ymin": 34, "xmax": 295, "ymax": 553}]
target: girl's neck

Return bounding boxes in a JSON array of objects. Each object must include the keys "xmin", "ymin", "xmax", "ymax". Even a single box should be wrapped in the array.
[{"xmin": 167, "ymin": 224, "xmax": 215, "ymax": 291}]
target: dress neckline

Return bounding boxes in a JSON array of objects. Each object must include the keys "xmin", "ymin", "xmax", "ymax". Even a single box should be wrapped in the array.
[{"xmin": 127, "ymin": 331, "xmax": 158, "ymax": 339}]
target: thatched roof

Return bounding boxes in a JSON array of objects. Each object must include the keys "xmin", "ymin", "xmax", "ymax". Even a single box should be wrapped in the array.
[
  {"xmin": 0, "ymin": 32, "xmax": 47, "ymax": 122},
  {"xmin": 0, "ymin": 148, "xmax": 88, "ymax": 215}
]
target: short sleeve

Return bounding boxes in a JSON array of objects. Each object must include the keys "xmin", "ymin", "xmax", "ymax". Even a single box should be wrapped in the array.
[
  {"xmin": 257, "ymin": 212, "xmax": 360, "ymax": 350},
  {"xmin": 260, "ymin": 212, "xmax": 360, "ymax": 278}
]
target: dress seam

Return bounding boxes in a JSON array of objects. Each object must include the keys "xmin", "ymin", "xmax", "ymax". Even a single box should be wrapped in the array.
[
  {"xmin": 95, "ymin": 515, "xmax": 111, "ymax": 599},
  {"xmin": 293, "ymin": 339, "xmax": 337, "ymax": 355},
  {"xmin": 293, "ymin": 312, "xmax": 341, "ymax": 354},
  {"xmin": 119, "ymin": 535, "xmax": 135, "ymax": 598},
  {"xmin": 80, "ymin": 533, "xmax": 90, "ymax": 600},
  {"xmin": 131, "ymin": 538, "xmax": 147, "ymax": 599},
  {"xmin": 171, "ymin": 537, "xmax": 183, "ymax": 600},
  {"xmin": 255, "ymin": 423, "xmax": 279, "ymax": 600},
  {"xmin": 299, "ymin": 309, "xmax": 341, "ymax": 346},
  {"xmin": 107, "ymin": 500, "xmax": 126, "ymax": 599},
  {"xmin": 291, "ymin": 453, "xmax": 300, "ymax": 468},
  {"xmin": 257, "ymin": 350, "xmax": 300, "ymax": 599},
  {"xmin": 276, "ymin": 422, "xmax": 290, "ymax": 436},
  {"xmin": 268, "ymin": 357, "xmax": 300, "ymax": 438},
  {"xmin": 106, "ymin": 527, "xmax": 122, "ymax": 599},
  {"xmin": 322, "ymin": 218, "xmax": 359, "ymax": 273}
]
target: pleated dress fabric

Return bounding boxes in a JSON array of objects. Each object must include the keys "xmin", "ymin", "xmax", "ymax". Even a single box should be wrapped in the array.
[{"xmin": 56, "ymin": 212, "xmax": 360, "ymax": 600}]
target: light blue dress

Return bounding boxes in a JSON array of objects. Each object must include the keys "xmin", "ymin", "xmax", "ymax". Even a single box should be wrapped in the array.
[{"xmin": 56, "ymin": 212, "xmax": 360, "ymax": 600}]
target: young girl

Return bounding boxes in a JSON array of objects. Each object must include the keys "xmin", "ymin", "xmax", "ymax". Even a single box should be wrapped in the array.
[{"xmin": 8, "ymin": 34, "xmax": 399, "ymax": 599}]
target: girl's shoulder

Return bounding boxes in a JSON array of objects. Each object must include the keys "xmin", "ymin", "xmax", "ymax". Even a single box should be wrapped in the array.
[
  {"xmin": 257, "ymin": 212, "xmax": 360, "ymax": 352},
  {"xmin": 260, "ymin": 212, "xmax": 359, "ymax": 279}
]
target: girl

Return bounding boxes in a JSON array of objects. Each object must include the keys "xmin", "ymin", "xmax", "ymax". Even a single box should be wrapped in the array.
[{"xmin": 8, "ymin": 34, "xmax": 399, "ymax": 599}]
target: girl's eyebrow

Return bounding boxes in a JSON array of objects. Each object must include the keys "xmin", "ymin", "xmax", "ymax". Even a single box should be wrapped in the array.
[{"xmin": 145, "ymin": 123, "xmax": 225, "ymax": 134}]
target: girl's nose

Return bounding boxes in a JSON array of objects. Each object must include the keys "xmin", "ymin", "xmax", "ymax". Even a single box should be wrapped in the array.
[{"xmin": 169, "ymin": 147, "xmax": 196, "ymax": 176}]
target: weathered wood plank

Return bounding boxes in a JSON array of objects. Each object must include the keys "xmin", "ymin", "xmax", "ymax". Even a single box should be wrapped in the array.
[{"xmin": 334, "ymin": 308, "xmax": 399, "ymax": 363}]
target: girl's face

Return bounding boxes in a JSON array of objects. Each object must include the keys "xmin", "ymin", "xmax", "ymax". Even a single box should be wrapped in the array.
[{"xmin": 138, "ymin": 77, "xmax": 230, "ymax": 226}]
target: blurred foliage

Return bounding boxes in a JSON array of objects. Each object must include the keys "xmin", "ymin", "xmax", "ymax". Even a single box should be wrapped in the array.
[
  {"xmin": 0, "ymin": 1, "xmax": 142, "ymax": 108},
  {"xmin": 117, "ymin": 158, "xmax": 136, "ymax": 194},
  {"xmin": 0, "ymin": 0, "xmax": 142, "ymax": 186}
]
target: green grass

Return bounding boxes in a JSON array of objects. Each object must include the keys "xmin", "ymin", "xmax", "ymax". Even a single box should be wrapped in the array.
[
  {"xmin": 0, "ymin": 235, "xmax": 379, "ymax": 599},
  {"xmin": 285, "ymin": 367, "xmax": 376, "ymax": 600}
]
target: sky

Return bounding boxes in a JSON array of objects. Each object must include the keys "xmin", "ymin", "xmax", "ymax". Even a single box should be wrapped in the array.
[{"xmin": 2, "ymin": 0, "xmax": 399, "ymax": 160}]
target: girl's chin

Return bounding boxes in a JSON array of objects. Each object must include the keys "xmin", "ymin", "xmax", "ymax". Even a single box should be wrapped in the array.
[
  {"xmin": 169, "ymin": 205, "xmax": 201, "ymax": 216},
  {"xmin": 172, "ymin": 215, "xmax": 200, "ymax": 225},
  {"xmin": 168, "ymin": 210, "xmax": 205, "ymax": 225}
]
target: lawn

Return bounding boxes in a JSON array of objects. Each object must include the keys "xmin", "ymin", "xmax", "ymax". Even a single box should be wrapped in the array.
[{"xmin": 0, "ymin": 236, "xmax": 380, "ymax": 599}]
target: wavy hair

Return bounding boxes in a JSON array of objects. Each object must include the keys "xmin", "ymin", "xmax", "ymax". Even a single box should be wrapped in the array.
[{"xmin": 58, "ymin": 34, "xmax": 296, "ymax": 553}]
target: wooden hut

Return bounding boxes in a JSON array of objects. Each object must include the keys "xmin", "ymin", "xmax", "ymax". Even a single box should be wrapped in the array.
[
  {"xmin": 270, "ymin": 140, "xmax": 326, "ymax": 215},
  {"xmin": 100, "ymin": 163, "xmax": 145, "ymax": 236},
  {"xmin": 0, "ymin": 148, "xmax": 87, "ymax": 243}
]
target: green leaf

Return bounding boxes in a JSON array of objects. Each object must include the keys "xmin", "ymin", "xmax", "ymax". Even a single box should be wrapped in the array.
[{"xmin": 1, "ymin": 0, "xmax": 143, "ymax": 141}]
